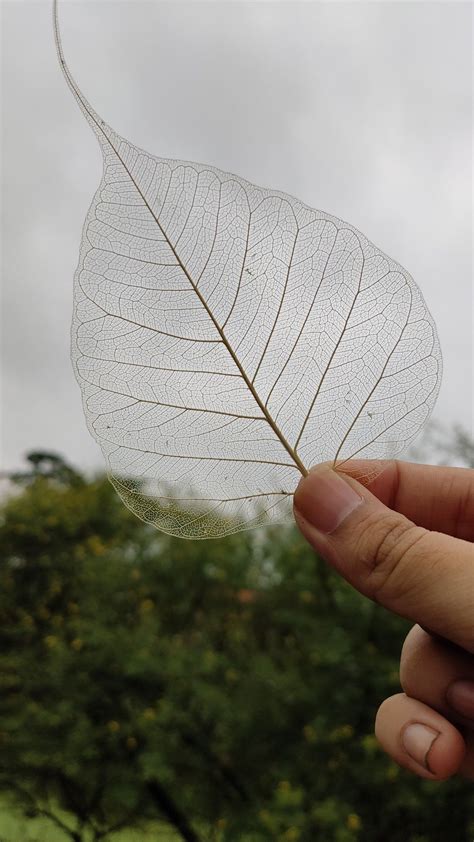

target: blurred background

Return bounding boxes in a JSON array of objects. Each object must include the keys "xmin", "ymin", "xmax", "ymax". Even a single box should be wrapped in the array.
[{"xmin": 1, "ymin": 0, "xmax": 473, "ymax": 839}]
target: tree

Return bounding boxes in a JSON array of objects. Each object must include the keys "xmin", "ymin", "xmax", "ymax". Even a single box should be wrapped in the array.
[
  {"xmin": 409, "ymin": 421, "xmax": 474, "ymax": 468},
  {"xmin": 7, "ymin": 451, "xmax": 85, "ymax": 488},
  {"xmin": 0, "ymin": 448, "xmax": 473, "ymax": 841}
]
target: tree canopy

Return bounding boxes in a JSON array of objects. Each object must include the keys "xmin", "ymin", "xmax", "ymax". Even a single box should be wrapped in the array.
[{"xmin": 0, "ymin": 449, "xmax": 473, "ymax": 841}]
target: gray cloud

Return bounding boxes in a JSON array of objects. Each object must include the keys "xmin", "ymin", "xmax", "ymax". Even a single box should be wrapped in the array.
[{"xmin": 2, "ymin": 0, "xmax": 472, "ymax": 474}]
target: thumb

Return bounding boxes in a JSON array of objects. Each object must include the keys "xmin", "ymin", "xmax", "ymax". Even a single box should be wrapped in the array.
[{"xmin": 293, "ymin": 463, "xmax": 474, "ymax": 653}]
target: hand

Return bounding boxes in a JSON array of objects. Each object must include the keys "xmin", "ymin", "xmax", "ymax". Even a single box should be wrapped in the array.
[{"xmin": 293, "ymin": 460, "xmax": 474, "ymax": 780}]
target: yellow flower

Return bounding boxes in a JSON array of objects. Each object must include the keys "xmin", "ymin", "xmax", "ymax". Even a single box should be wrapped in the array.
[
  {"xmin": 340, "ymin": 724, "xmax": 354, "ymax": 739},
  {"xmin": 43, "ymin": 635, "xmax": 58, "ymax": 649},
  {"xmin": 88, "ymin": 536, "xmax": 105, "ymax": 556},
  {"xmin": 347, "ymin": 813, "xmax": 362, "ymax": 832},
  {"xmin": 277, "ymin": 780, "xmax": 291, "ymax": 793},
  {"xmin": 143, "ymin": 707, "xmax": 156, "ymax": 721},
  {"xmin": 302, "ymin": 724, "xmax": 317, "ymax": 744},
  {"xmin": 386, "ymin": 763, "xmax": 399, "ymax": 781},
  {"xmin": 107, "ymin": 720, "xmax": 120, "ymax": 733},
  {"xmin": 361, "ymin": 734, "xmax": 378, "ymax": 754},
  {"xmin": 71, "ymin": 638, "xmax": 83, "ymax": 652},
  {"xmin": 126, "ymin": 736, "xmax": 138, "ymax": 750},
  {"xmin": 330, "ymin": 723, "xmax": 354, "ymax": 741},
  {"xmin": 203, "ymin": 650, "xmax": 217, "ymax": 669},
  {"xmin": 139, "ymin": 598, "xmax": 154, "ymax": 614},
  {"xmin": 225, "ymin": 668, "xmax": 238, "ymax": 683},
  {"xmin": 50, "ymin": 577, "xmax": 62, "ymax": 595},
  {"xmin": 258, "ymin": 810, "xmax": 273, "ymax": 829},
  {"xmin": 283, "ymin": 829, "xmax": 300, "ymax": 842}
]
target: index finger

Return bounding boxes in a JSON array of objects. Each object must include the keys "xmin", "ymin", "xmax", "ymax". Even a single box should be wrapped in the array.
[{"xmin": 339, "ymin": 461, "xmax": 474, "ymax": 542}]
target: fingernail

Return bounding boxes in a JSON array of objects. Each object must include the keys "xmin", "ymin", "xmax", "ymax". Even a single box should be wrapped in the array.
[
  {"xmin": 294, "ymin": 468, "xmax": 363, "ymax": 534},
  {"xmin": 401, "ymin": 723, "xmax": 440, "ymax": 772},
  {"xmin": 446, "ymin": 679, "xmax": 474, "ymax": 719}
]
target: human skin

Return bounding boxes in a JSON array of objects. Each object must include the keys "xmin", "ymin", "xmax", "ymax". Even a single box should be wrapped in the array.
[{"xmin": 293, "ymin": 460, "xmax": 474, "ymax": 780}]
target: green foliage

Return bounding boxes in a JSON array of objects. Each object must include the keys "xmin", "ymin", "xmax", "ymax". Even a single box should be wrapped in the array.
[{"xmin": 0, "ymin": 453, "xmax": 473, "ymax": 841}]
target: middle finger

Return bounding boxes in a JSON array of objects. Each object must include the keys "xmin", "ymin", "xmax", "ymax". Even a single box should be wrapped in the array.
[{"xmin": 401, "ymin": 624, "xmax": 474, "ymax": 730}]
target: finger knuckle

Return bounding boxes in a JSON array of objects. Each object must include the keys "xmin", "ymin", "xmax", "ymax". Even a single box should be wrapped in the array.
[{"xmin": 356, "ymin": 512, "xmax": 428, "ymax": 605}]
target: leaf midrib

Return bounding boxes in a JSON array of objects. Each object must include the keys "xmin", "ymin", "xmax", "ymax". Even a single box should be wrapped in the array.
[{"xmin": 54, "ymin": 2, "xmax": 308, "ymax": 478}]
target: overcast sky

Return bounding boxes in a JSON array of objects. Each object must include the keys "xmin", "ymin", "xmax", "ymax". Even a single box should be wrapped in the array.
[{"xmin": 2, "ymin": 0, "xmax": 472, "ymax": 474}]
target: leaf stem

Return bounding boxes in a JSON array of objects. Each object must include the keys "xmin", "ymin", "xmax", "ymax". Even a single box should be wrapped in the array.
[{"xmin": 53, "ymin": 0, "xmax": 309, "ymax": 479}]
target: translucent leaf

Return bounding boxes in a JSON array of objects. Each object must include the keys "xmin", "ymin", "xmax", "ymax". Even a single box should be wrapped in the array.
[{"xmin": 54, "ymin": 3, "xmax": 441, "ymax": 538}]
